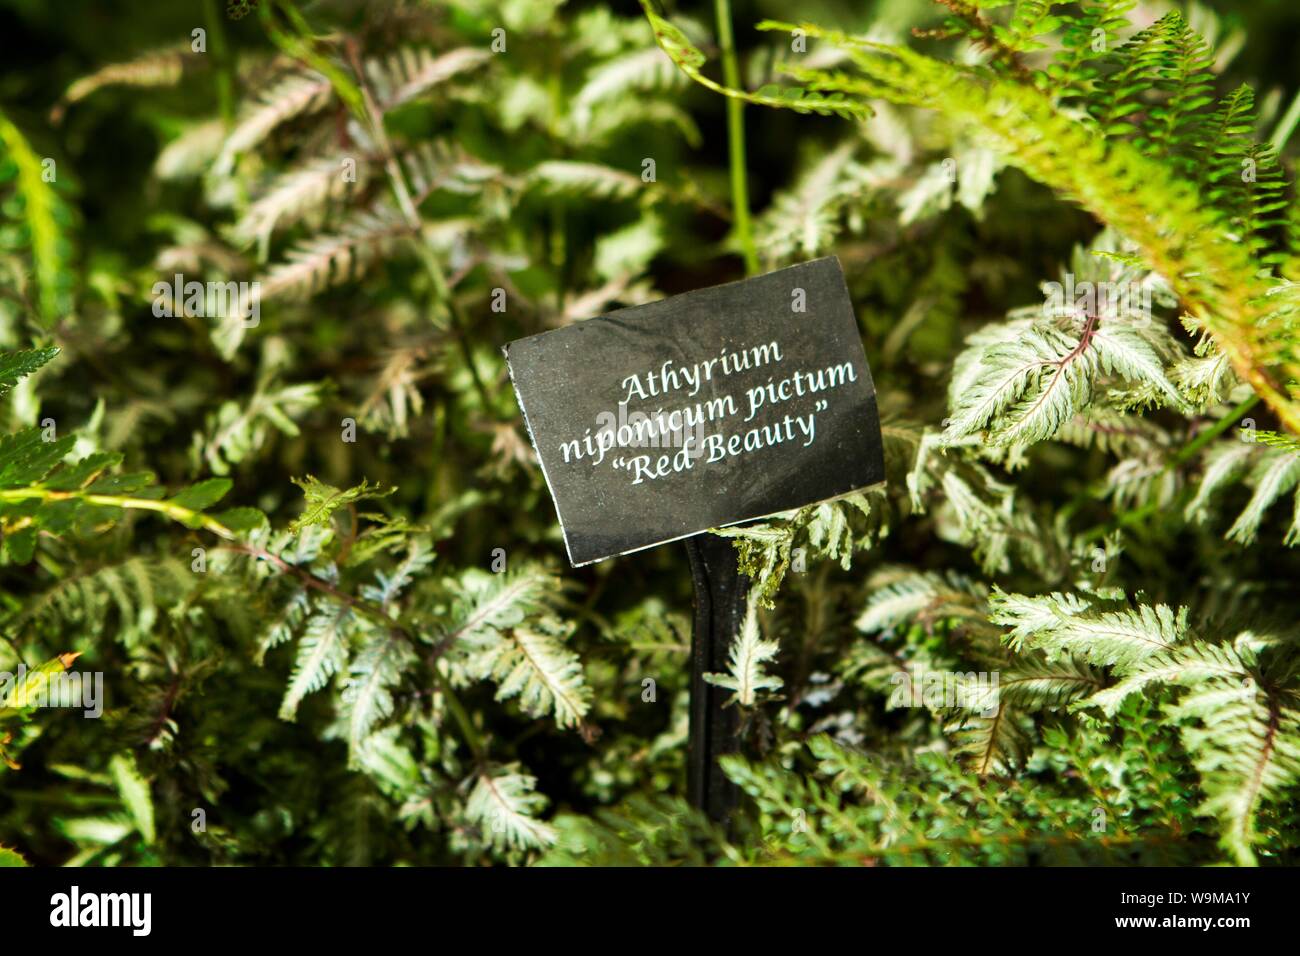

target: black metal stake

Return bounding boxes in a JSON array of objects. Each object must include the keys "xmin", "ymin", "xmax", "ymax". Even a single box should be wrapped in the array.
[{"xmin": 684, "ymin": 533, "xmax": 747, "ymax": 822}]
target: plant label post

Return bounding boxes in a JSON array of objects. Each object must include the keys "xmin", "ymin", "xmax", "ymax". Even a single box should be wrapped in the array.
[{"xmin": 504, "ymin": 257, "xmax": 885, "ymax": 821}]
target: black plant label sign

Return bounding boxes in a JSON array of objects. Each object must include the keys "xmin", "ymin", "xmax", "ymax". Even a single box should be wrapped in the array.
[{"xmin": 504, "ymin": 256, "xmax": 886, "ymax": 567}]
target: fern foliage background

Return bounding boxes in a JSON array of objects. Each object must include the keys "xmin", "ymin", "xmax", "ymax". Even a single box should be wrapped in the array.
[{"xmin": 2, "ymin": 0, "xmax": 1300, "ymax": 867}]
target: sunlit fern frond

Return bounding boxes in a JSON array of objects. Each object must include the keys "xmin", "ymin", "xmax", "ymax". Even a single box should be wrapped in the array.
[{"xmin": 365, "ymin": 47, "xmax": 491, "ymax": 110}]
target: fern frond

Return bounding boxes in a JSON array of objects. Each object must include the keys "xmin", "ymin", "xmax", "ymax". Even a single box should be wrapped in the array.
[
  {"xmin": 1198, "ymin": 85, "xmax": 1262, "ymax": 230},
  {"xmin": 366, "ymin": 47, "xmax": 490, "ymax": 110},
  {"xmin": 947, "ymin": 702, "xmax": 1031, "ymax": 775},
  {"xmin": 934, "ymin": 466, "xmax": 1031, "ymax": 575},
  {"xmin": 1172, "ymin": 349, "xmax": 1237, "ymax": 408},
  {"xmin": 527, "ymin": 161, "xmax": 643, "ymax": 201},
  {"xmin": 288, "ymin": 475, "xmax": 394, "ymax": 535},
  {"xmin": 944, "ymin": 272, "xmax": 1182, "ymax": 447},
  {"xmin": 1085, "ymin": 641, "xmax": 1249, "ymax": 716},
  {"xmin": 1070, "ymin": 636, "xmax": 1300, "ymax": 865},
  {"xmin": 855, "ymin": 566, "xmax": 987, "ymax": 635},
  {"xmin": 279, "ymin": 605, "xmax": 353, "ymax": 720},
  {"xmin": 463, "ymin": 618, "xmax": 591, "ymax": 728},
  {"xmin": 341, "ymin": 630, "xmax": 414, "ymax": 756},
  {"xmin": 444, "ymin": 565, "xmax": 589, "ymax": 728},
  {"xmin": 154, "ymin": 120, "xmax": 227, "ymax": 182},
  {"xmin": 53, "ymin": 46, "xmax": 197, "ymax": 122},
  {"xmin": 254, "ymin": 206, "xmax": 412, "ymax": 303},
  {"xmin": 1185, "ymin": 440, "xmax": 1254, "ymax": 523},
  {"xmin": 715, "ymin": 490, "xmax": 887, "ymax": 605},
  {"xmin": 0, "ymin": 348, "xmax": 58, "ymax": 398},
  {"xmin": 743, "ymin": 19, "xmax": 1300, "ymax": 432},
  {"xmin": 1102, "ymin": 453, "xmax": 1181, "ymax": 512},
  {"xmin": 754, "ymin": 140, "xmax": 870, "ymax": 261},
  {"xmin": 443, "ymin": 564, "xmax": 560, "ymax": 643},
  {"xmin": 998, "ymin": 655, "xmax": 1105, "ymax": 709},
  {"xmin": 1142, "ymin": 13, "xmax": 1216, "ymax": 172},
  {"xmin": 943, "ymin": 315, "xmax": 1059, "ymax": 433},
  {"xmin": 0, "ymin": 111, "xmax": 75, "ymax": 326},
  {"xmin": 400, "ymin": 141, "xmax": 502, "ymax": 200},
  {"xmin": 1052, "ymin": 407, "xmax": 1167, "ymax": 458},
  {"xmin": 465, "ymin": 765, "xmax": 556, "ymax": 852},
  {"xmin": 194, "ymin": 372, "xmax": 323, "ymax": 473},
  {"xmin": 257, "ymin": 587, "xmax": 311, "ymax": 663},
  {"xmin": 1241, "ymin": 143, "xmax": 1290, "ymax": 238},
  {"xmin": 359, "ymin": 538, "xmax": 436, "ymax": 608},
  {"xmin": 990, "ymin": 588, "xmax": 1186, "ymax": 670},
  {"xmin": 233, "ymin": 155, "xmax": 371, "ymax": 251},
  {"xmin": 0, "ymin": 417, "xmax": 247, "ymax": 563},
  {"xmin": 15, "ymin": 556, "xmax": 194, "ymax": 649},
  {"xmin": 1051, "ymin": 0, "xmax": 1136, "ymax": 102},
  {"xmin": 1180, "ymin": 681, "xmax": 1300, "ymax": 865},
  {"xmin": 1225, "ymin": 448, "xmax": 1300, "ymax": 545},
  {"xmin": 704, "ymin": 596, "xmax": 782, "ymax": 706},
  {"xmin": 574, "ymin": 45, "xmax": 686, "ymax": 117},
  {"xmin": 215, "ymin": 71, "xmax": 334, "ymax": 174},
  {"xmin": 1257, "ymin": 430, "xmax": 1300, "ymax": 455}
]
